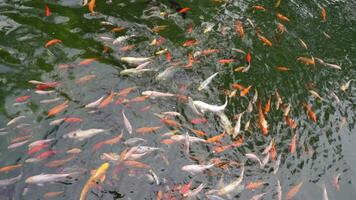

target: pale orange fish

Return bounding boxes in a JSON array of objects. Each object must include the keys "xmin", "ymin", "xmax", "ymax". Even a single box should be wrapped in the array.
[
  {"xmin": 285, "ymin": 116, "xmax": 297, "ymax": 129},
  {"xmin": 184, "ymin": 53, "xmax": 195, "ymax": 68},
  {"xmin": 235, "ymin": 20, "xmax": 245, "ymax": 39},
  {"xmin": 189, "ymin": 128, "xmax": 207, "ymax": 136},
  {"xmin": 275, "ymin": 66, "xmax": 291, "ymax": 71},
  {"xmin": 245, "ymin": 180, "xmax": 266, "ymax": 190},
  {"xmin": 276, "ymin": 13, "xmax": 290, "ymax": 22},
  {"xmin": 11, "ymin": 135, "xmax": 32, "ymax": 143},
  {"xmin": 213, "ymin": 144, "xmax": 232, "ymax": 154},
  {"xmin": 333, "ymin": 173, "xmax": 341, "ymax": 191},
  {"xmin": 199, "ymin": 49, "xmax": 219, "ymax": 56},
  {"xmin": 111, "ymin": 27, "xmax": 125, "ymax": 32},
  {"xmin": 290, "ymin": 134, "xmax": 297, "ymax": 154},
  {"xmin": 88, "ymin": 0, "xmax": 96, "ymax": 14},
  {"xmin": 257, "ymin": 34, "xmax": 272, "ymax": 47},
  {"xmin": 44, "ymin": 191, "xmax": 64, "ymax": 198},
  {"xmin": 125, "ymin": 95, "xmax": 149, "ymax": 103},
  {"xmin": 207, "ymin": 132, "xmax": 225, "ymax": 143},
  {"xmin": 123, "ymin": 160, "xmax": 151, "ymax": 169},
  {"xmin": 93, "ymin": 133, "xmax": 123, "ymax": 151},
  {"xmin": 264, "ymin": 98, "xmax": 271, "ymax": 114},
  {"xmin": 136, "ymin": 126, "xmax": 161, "ymax": 134},
  {"xmin": 45, "ymin": 155, "xmax": 75, "ymax": 168},
  {"xmin": 98, "ymin": 91, "xmax": 115, "ymax": 108},
  {"xmin": 183, "ymin": 39, "xmax": 199, "ymax": 47},
  {"xmin": 277, "ymin": 23, "xmax": 286, "ymax": 33},
  {"xmin": 0, "ymin": 164, "xmax": 22, "ymax": 173},
  {"xmin": 298, "ymin": 39, "xmax": 308, "ymax": 50},
  {"xmin": 252, "ymin": 5, "xmax": 266, "ymax": 11},
  {"xmin": 321, "ymin": 7, "xmax": 327, "ymax": 22},
  {"xmin": 120, "ymin": 45, "xmax": 135, "ymax": 51},
  {"xmin": 151, "ymin": 25, "xmax": 168, "ymax": 33},
  {"xmin": 45, "ymin": 39, "xmax": 62, "ymax": 48},
  {"xmin": 160, "ymin": 139, "xmax": 175, "ymax": 145},
  {"xmin": 240, "ymin": 85, "xmax": 252, "ymax": 96},
  {"xmin": 304, "ymin": 103, "xmax": 317, "ymax": 122},
  {"xmin": 75, "ymin": 74, "xmax": 96, "ymax": 84},
  {"xmin": 258, "ymin": 100, "xmax": 268, "ymax": 135},
  {"xmin": 286, "ymin": 181, "xmax": 303, "ymax": 200},
  {"xmin": 297, "ymin": 56, "xmax": 315, "ymax": 66},
  {"xmin": 48, "ymin": 101, "xmax": 69, "ymax": 117},
  {"xmin": 161, "ymin": 118, "xmax": 182, "ymax": 128},
  {"xmin": 118, "ymin": 87, "xmax": 136, "ymax": 97},
  {"xmin": 269, "ymin": 139, "xmax": 277, "ymax": 161},
  {"xmin": 232, "ymin": 83, "xmax": 245, "ymax": 90},
  {"xmin": 78, "ymin": 58, "xmax": 97, "ymax": 66}
]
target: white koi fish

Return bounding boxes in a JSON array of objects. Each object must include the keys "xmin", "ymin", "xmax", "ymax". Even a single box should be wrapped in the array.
[
  {"xmin": 198, "ymin": 72, "xmax": 219, "ymax": 91},
  {"xmin": 193, "ymin": 97, "xmax": 228, "ymax": 113}
]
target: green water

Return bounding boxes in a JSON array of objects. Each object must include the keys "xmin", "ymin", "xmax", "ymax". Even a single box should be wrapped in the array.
[{"xmin": 0, "ymin": 0, "xmax": 355, "ymax": 199}]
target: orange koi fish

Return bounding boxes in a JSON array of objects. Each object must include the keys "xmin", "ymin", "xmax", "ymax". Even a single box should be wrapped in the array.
[
  {"xmin": 240, "ymin": 85, "xmax": 252, "ymax": 96},
  {"xmin": 178, "ymin": 7, "xmax": 191, "ymax": 14},
  {"xmin": 44, "ymin": 191, "xmax": 64, "ymax": 198},
  {"xmin": 11, "ymin": 135, "xmax": 32, "ymax": 143},
  {"xmin": 290, "ymin": 134, "xmax": 297, "ymax": 154},
  {"xmin": 304, "ymin": 103, "xmax": 317, "ymax": 122},
  {"xmin": 111, "ymin": 27, "xmax": 125, "ymax": 32},
  {"xmin": 123, "ymin": 160, "xmax": 151, "ymax": 169},
  {"xmin": 136, "ymin": 126, "xmax": 161, "ymax": 134},
  {"xmin": 125, "ymin": 95, "xmax": 149, "ymax": 103},
  {"xmin": 161, "ymin": 118, "xmax": 182, "ymax": 128},
  {"xmin": 207, "ymin": 132, "xmax": 225, "ymax": 143},
  {"xmin": 184, "ymin": 53, "xmax": 195, "ymax": 68},
  {"xmin": 252, "ymin": 5, "xmax": 266, "ymax": 11},
  {"xmin": 45, "ymin": 5, "xmax": 51, "ymax": 17},
  {"xmin": 269, "ymin": 139, "xmax": 277, "ymax": 160},
  {"xmin": 297, "ymin": 56, "xmax": 315, "ymax": 66},
  {"xmin": 275, "ymin": 66, "xmax": 291, "ymax": 71},
  {"xmin": 232, "ymin": 83, "xmax": 245, "ymax": 90},
  {"xmin": 321, "ymin": 7, "xmax": 327, "ymax": 22},
  {"xmin": 183, "ymin": 39, "xmax": 199, "ymax": 47},
  {"xmin": 45, "ymin": 39, "xmax": 62, "ymax": 48},
  {"xmin": 93, "ymin": 132, "xmax": 123, "ymax": 151},
  {"xmin": 246, "ymin": 181, "xmax": 266, "ymax": 190},
  {"xmin": 0, "ymin": 164, "xmax": 22, "ymax": 173},
  {"xmin": 98, "ymin": 91, "xmax": 115, "ymax": 108},
  {"xmin": 88, "ymin": 0, "xmax": 96, "ymax": 14},
  {"xmin": 48, "ymin": 101, "xmax": 69, "ymax": 117},
  {"xmin": 258, "ymin": 100, "xmax": 268, "ymax": 135},
  {"xmin": 45, "ymin": 155, "xmax": 75, "ymax": 168},
  {"xmin": 78, "ymin": 58, "xmax": 97, "ymax": 66},
  {"xmin": 276, "ymin": 23, "xmax": 286, "ymax": 33},
  {"xmin": 166, "ymin": 51, "xmax": 172, "ymax": 62},
  {"xmin": 276, "ymin": 13, "xmax": 290, "ymax": 22},
  {"xmin": 75, "ymin": 74, "xmax": 96, "ymax": 84},
  {"xmin": 118, "ymin": 87, "xmax": 136, "ymax": 97},
  {"xmin": 189, "ymin": 129, "xmax": 207, "ymax": 137},
  {"xmin": 80, "ymin": 163, "xmax": 109, "ymax": 200},
  {"xmin": 213, "ymin": 145, "xmax": 232, "ymax": 154},
  {"xmin": 246, "ymin": 49, "xmax": 251, "ymax": 63},
  {"xmin": 218, "ymin": 59, "xmax": 235, "ymax": 64},
  {"xmin": 235, "ymin": 20, "xmax": 245, "ymax": 39},
  {"xmin": 285, "ymin": 116, "xmax": 297, "ymax": 129},
  {"xmin": 286, "ymin": 181, "xmax": 303, "ymax": 200},
  {"xmin": 264, "ymin": 98, "xmax": 271, "ymax": 114},
  {"xmin": 257, "ymin": 34, "xmax": 272, "ymax": 47},
  {"xmin": 15, "ymin": 95, "xmax": 31, "ymax": 102}
]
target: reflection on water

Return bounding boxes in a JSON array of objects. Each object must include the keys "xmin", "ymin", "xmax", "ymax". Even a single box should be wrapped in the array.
[{"xmin": 0, "ymin": 0, "xmax": 355, "ymax": 199}]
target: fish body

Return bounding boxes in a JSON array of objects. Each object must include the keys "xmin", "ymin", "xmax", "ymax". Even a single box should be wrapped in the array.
[
  {"xmin": 217, "ymin": 166, "xmax": 244, "ymax": 195},
  {"xmin": 120, "ymin": 68, "xmax": 153, "ymax": 76},
  {"xmin": 193, "ymin": 97, "xmax": 228, "ymax": 113},
  {"xmin": 142, "ymin": 91, "xmax": 175, "ymax": 97},
  {"xmin": 198, "ymin": 72, "xmax": 219, "ymax": 91},
  {"xmin": 80, "ymin": 163, "xmax": 109, "ymax": 200},
  {"xmin": 181, "ymin": 163, "xmax": 214, "ymax": 174},
  {"xmin": 25, "ymin": 174, "xmax": 71, "ymax": 184},
  {"xmin": 120, "ymin": 57, "xmax": 153, "ymax": 65},
  {"xmin": 0, "ymin": 173, "xmax": 22, "ymax": 186},
  {"xmin": 64, "ymin": 129, "xmax": 107, "ymax": 140}
]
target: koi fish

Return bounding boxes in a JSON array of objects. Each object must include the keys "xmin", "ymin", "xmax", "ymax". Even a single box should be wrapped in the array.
[
  {"xmin": 15, "ymin": 95, "xmax": 31, "ymax": 102},
  {"xmin": 245, "ymin": 180, "xmax": 266, "ymax": 190},
  {"xmin": 111, "ymin": 27, "xmax": 125, "ymax": 32},
  {"xmin": 183, "ymin": 39, "xmax": 199, "ymax": 47},
  {"xmin": 88, "ymin": 0, "xmax": 96, "ymax": 14},
  {"xmin": 136, "ymin": 126, "xmax": 161, "ymax": 134},
  {"xmin": 44, "ymin": 191, "xmax": 64, "ymax": 198},
  {"xmin": 252, "ymin": 5, "xmax": 266, "ymax": 11},
  {"xmin": 45, "ymin": 5, "xmax": 51, "ymax": 17},
  {"xmin": 120, "ymin": 68, "xmax": 153, "ymax": 76},
  {"xmin": 286, "ymin": 181, "xmax": 303, "ymax": 200},
  {"xmin": 235, "ymin": 20, "xmax": 245, "ymax": 39},
  {"xmin": 321, "ymin": 7, "xmax": 327, "ymax": 22},
  {"xmin": 45, "ymin": 155, "xmax": 75, "ymax": 168},
  {"xmin": 78, "ymin": 58, "xmax": 97, "ymax": 66},
  {"xmin": 304, "ymin": 103, "xmax": 317, "ymax": 123},
  {"xmin": 25, "ymin": 173, "xmax": 72, "ymax": 184},
  {"xmin": 181, "ymin": 163, "xmax": 214, "ymax": 174},
  {"xmin": 48, "ymin": 101, "xmax": 69, "ymax": 117},
  {"xmin": 151, "ymin": 25, "xmax": 168, "ymax": 33},
  {"xmin": 93, "ymin": 132, "xmax": 123, "ymax": 151},
  {"xmin": 275, "ymin": 66, "xmax": 291, "ymax": 71},
  {"xmin": 7, "ymin": 115, "xmax": 25, "ymax": 126},
  {"xmin": 98, "ymin": 91, "xmax": 115, "ymax": 108},
  {"xmin": 142, "ymin": 91, "xmax": 175, "ymax": 98},
  {"xmin": 198, "ymin": 72, "xmax": 219, "ymax": 91},
  {"xmin": 290, "ymin": 134, "xmax": 297, "ymax": 153},
  {"xmin": 275, "ymin": 0, "xmax": 282, "ymax": 8},
  {"xmin": 120, "ymin": 57, "xmax": 153, "ymax": 65},
  {"xmin": 246, "ymin": 49, "xmax": 251, "ymax": 64},
  {"xmin": 80, "ymin": 163, "xmax": 109, "ymax": 200},
  {"xmin": 75, "ymin": 74, "xmax": 96, "ymax": 84},
  {"xmin": 277, "ymin": 23, "xmax": 286, "ymax": 33},
  {"xmin": 207, "ymin": 132, "xmax": 225, "ymax": 143},
  {"xmin": 193, "ymin": 97, "xmax": 228, "ymax": 113},
  {"xmin": 333, "ymin": 173, "xmax": 341, "ymax": 191},
  {"xmin": 276, "ymin": 13, "xmax": 290, "ymax": 22},
  {"xmin": 257, "ymin": 34, "xmax": 272, "ymax": 47},
  {"xmin": 217, "ymin": 166, "xmax": 244, "ymax": 195},
  {"xmin": 240, "ymin": 85, "xmax": 252, "ymax": 97},
  {"xmin": 297, "ymin": 56, "xmax": 315, "ymax": 66},
  {"xmin": 258, "ymin": 100, "xmax": 268, "ymax": 135},
  {"xmin": 178, "ymin": 7, "xmax": 191, "ymax": 14},
  {"xmin": 85, "ymin": 96, "xmax": 105, "ymax": 108},
  {"xmin": 63, "ymin": 129, "xmax": 107, "ymax": 141},
  {"xmin": 0, "ymin": 173, "xmax": 22, "ymax": 186},
  {"xmin": 264, "ymin": 98, "xmax": 271, "ymax": 114},
  {"xmin": 0, "ymin": 164, "xmax": 22, "ymax": 173},
  {"xmin": 45, "ymin": 39, "xmax": 62, "ymax": 48}
]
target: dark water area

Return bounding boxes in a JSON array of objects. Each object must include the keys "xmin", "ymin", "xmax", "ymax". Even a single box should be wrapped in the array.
[{"xmin": 0, "ymin": 0, "xmax": 355, "ymax": 199}]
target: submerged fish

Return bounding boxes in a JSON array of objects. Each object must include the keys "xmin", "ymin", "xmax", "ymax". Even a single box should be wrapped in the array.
[
  {"xmin": 217, "ymin": 166, "xmax": 244, "ymax": 195},
  {"xmin": 193, "ymin": 97, "xmax": 228, "ymax": 113},
  {"xmin": 181, "ymin": 163, "xmax": 214, "ymax": 174},
  {"xmin": 63, "ymin": 129, "xmax": 107, "ymax": 140},
  {"xmin": 120, "ymin": 57, "xmax": 153, "ymax": 65},
  {"xmin": 25, "ymin": 173, "xmax": 72, "ymax": 184},
  {"xmin": 80, "ymin": 163, "xmax": 109, "ymax": 200},
  {"xmin": 0, "ymin": 173, "xmax": 22, "ymax": 186},
  {"xmin": 198, "ymin": 72, "xmax": 219, "ymax": 91}
]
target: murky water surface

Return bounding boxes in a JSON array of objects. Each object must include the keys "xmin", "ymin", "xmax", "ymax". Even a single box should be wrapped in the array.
[{"xmin": 0, "ymin": 0, "xmax": 355, "ymax": 199}]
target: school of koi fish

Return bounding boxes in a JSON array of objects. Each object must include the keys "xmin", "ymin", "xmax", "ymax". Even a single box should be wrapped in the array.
[{"xmin": 0, "ymin": 0, "xmax": 354, "ymax": 200}]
